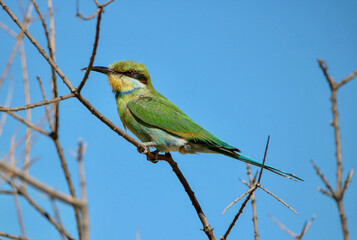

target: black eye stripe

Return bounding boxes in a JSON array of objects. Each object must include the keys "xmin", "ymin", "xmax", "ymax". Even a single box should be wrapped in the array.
[
  {"xmin": 118, "ymin": 71, "xmax": 148, "ymax": 84},
  {"xmin": 131, "ymin": 73, "xmax": 148, "ymax": 84}
]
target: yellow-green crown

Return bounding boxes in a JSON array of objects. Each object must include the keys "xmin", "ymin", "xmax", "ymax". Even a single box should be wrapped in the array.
[{"xmin": 109, "ymin": 60, "xmax": 150, "ymax": 81}]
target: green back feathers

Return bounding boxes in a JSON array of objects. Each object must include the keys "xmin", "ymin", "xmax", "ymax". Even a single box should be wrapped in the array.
[
  {"xmin": 109, "ymin": 60, "xmax": 152, "ymax": 85},
  {"xmin": 127, "ymin": 96, "xmax": 238, "ymax": 151}
]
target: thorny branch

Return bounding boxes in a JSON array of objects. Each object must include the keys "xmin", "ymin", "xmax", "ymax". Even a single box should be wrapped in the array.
[
  {"xmin": 220, "ymin": 136, "xmax": 270, "ymax": 240},
  {"xmin": 313, "ymin": 59, "xmax": 356, "ymax": 240}
]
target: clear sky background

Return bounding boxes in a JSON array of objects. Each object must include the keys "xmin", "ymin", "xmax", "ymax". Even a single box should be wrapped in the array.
[{"xmin": 0, "ymin": 0, "xmax": 356, "ymax": 239}]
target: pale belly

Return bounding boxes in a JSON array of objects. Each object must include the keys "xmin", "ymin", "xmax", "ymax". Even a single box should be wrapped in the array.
[
  {"xmin": 127, "ymin": 122, "xmax": 216, "ymax": 154},
  {"xmin": 129, "ymin": 123, "xmax": 189, "ymax": 152}
]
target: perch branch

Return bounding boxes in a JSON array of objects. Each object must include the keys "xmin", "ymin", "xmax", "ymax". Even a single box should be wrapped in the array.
[{"xmin": 161, "ymin": 153, "xmax": 215, "ymax": 240}]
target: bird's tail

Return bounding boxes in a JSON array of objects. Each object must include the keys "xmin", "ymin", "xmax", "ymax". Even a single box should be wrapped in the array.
[{"xmin": 212, "ymin": 147, "xmax": 303, "ymax": 181}]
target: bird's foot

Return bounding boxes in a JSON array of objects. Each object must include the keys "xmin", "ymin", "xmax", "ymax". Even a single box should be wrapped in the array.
[
  {"xmin": 137, "ymin": 144, "xmax": 149, "ymax": 154},
  {"xmin": 137, "ymin": 142, "xmax": 156, "ymax": 154},
  {"xmin": 147, "ymin": 150, "xmax": 160, "ymax": 163}
]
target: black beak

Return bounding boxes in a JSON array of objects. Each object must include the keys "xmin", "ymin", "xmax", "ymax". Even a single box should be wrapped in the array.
[{"xmin": 81, "ymin": 66, "xmax": 114, "ymax": 75}]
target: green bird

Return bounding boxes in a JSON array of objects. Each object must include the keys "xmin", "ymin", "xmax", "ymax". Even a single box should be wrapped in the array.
[{"xmin": 85, "ymin": 60, "xmax": 302, "ymax": 181}]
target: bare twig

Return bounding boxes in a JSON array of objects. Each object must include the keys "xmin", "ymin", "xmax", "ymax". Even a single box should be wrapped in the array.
[
  {"xmin": 47, "ymin": 0, "xmax": 59, "ymax": 134},
  {"xmin": 9, "ymin": 130, "xmax": 18, "ymax": 166},
  {"xmin": 246, "ymin": 165, "xmax": 259, "ymax": 240},
  {"xmin": 318, "ymin": 60, "xmax": 343, "ymax": 193},
  {"xmin": 0, "ymin": 231, "xmax": 32, "ymax": 240},
  {"xmin": 0, "ymin": 162, "xmax": 82, "ymax": 207},
  {"xmin": 76, "ymin": 0, "xmax": 113, "ymax": 20},
  {"xmin": 316, "ymin": 187, "xmax": 333, "ymax": 198},
  {"xmin": 8, "ymin": 138, "xmax": 26, "ymax": 237},
  {"xmin": 269, "ymin": 215, "xmax": 297, "ymax": 238},
  {"xmin": 14, "ymin": 186, "xmax": 74, "ymax": 240},
  {"xmin": 311, "ymin": 160, "xmax": 334, "ymax": 196},
  {"xmin": 0, "ymin": 189, "xmax": 17, "ymax": 194},
  {"xmin": 300, "ymin": 214, "xmax": 316, "ymax": 236},
  {"xmin": 11, "ymin": 180, "xmax": 26, "ymax": 238},
  {"xmin": 2, "ymin": 115, "xmax": 47, "ymax": 164},
  {"xmin": 7, "ymin": 111, "xmax": 49, "ymax": 136},
  {"xmin": 30, "ymin": 0, "xmax": 56, "ymax": 132},
  {"xmin": 0, "ymin": 93, "xmax": 75, "ymax": 112},
  {"xmin": 258, "ymin": 185, "xmax": 298, "ymax": 215},
  {"xmin": 48, "ymin": 0, "xmax": 55, "ymax": 58},
  {"xmin": 77, "ymin": 8, "xmax": 101, "ymax": 20},
  {"xmin": 77, "ymin": 7, "xmax": 102, "ymax": 92},
  {"xmin": 36, "ymin": 76, "xmax": 54, "ymax": 131},
  {"xmin": 20, "ymin": 156, "xmax": 40, "ymax": 172},
  {"xmin": 0, "ymin": 74, "xmax": 14, "ymax": 137},
  {"xmin": 0, "ymin": 21, "xmax": 17, "ymax": 37},
  {"xmin": 17, "ymin": 0, "xmax": 25, "ymax": 16},
  {"xmin": 269, "ymin": 214, "xmax": 316, "ymax": 240},
  {"xmin": 315, "ymin": 59, "xmax": 356, "ymax": 240},
  {"xmin": 222, "ymin": 186, "xmax": 255, "ymax": 214},
  {"xmin": 51, "ymin": 199, "xmax": 66, "ymax": 240},
  {"xmin": 20, "ymin": 37, "xmax": 32, "ymax": 190},
  {"xmin": 337, "ymin": 70, "xmax": 357, "ymax": 88},
  {"xmin": 0, "ymin": 5, "xmax": 33, "ymax": 91},
  {"xmin": 0, "ymin": 39, "xmax": 20, "ymax": 91},
  {"xmin": 341, "ymin": 168, "xmax": 354, "ymax": 195},
  {"xmin": 77, "ymin": 140, "xmax": 90, "ymax": 240},
  {"xmin": 52, "ymin": 137, "xmax": 83, "ymax": 239}
]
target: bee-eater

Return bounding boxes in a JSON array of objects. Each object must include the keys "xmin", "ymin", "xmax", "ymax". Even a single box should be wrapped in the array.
[{"xmin": 85, "ymin": 60, "xmax": 302, "ymax": 181}]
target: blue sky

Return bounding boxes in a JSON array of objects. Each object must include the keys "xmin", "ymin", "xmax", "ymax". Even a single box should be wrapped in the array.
[{"xmin": 1, "ymin": 0, "xmax": 356, "ymax": 239}]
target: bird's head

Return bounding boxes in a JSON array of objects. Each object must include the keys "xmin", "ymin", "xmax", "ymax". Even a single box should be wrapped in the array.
[{"xmin": 84, "ymin": 60, "xmax": 152, "ymax": 94}]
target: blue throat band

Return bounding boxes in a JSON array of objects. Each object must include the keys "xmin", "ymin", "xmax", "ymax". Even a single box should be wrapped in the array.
[{"xmin": 116, "ymin": 88, "xmax": 139, "ymax": 97}]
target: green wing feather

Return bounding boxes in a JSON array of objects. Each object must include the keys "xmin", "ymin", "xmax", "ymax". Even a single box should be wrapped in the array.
[
  {"xmin": 127, "ymin": 96, "xmax": 238, "ymax": 151},
  {"xmin": 127, "ymin": 96, "xmax": 302, "ymax": 181}
]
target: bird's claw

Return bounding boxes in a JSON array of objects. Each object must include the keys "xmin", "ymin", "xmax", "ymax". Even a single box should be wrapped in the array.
[
  {"xmin": 137, "ymin": 144, "xmax": 149, "ymax": 154},
  {"xmin": 147, "ymin": 150, "xmax": 159, "ymax": 163}
]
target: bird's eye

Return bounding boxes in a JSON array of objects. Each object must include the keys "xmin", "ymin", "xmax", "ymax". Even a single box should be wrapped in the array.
[{"xmin": 127, "ymin": 70, "xmax": 134, "ymax": 76}]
